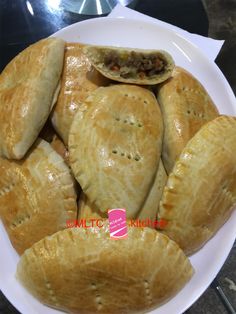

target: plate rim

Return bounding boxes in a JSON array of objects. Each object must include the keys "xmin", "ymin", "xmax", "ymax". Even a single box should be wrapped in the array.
[
  {"xmin": 1, "ymin": 16, "xmax": 236, "ymax": 314},
  {"xmin": 53, "ymin": 16, "xmax": 236, "ymax": 108}
]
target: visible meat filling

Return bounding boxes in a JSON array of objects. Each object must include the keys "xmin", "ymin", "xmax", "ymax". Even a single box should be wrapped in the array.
[{"xmin": 103, "ymin": 50, "xmax": 166, "ymax": 79}]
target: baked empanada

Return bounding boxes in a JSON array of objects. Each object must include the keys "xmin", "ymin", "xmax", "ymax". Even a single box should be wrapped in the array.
[
  {"xmin": 137, "ymin": 159, "xmax": 167, "ymax": 222},
  {"xmin": 0, "ymin": 139, "xmax": 77, "ymax": 254},
  {"xmin": 0, "ymin": 38, "xmax": 65, "ymax": 159},
  {"xmin": 78, "ymin": 160, "xmax": 167, "ymax": 226},
  {"xmin": 157, "ymin": 67, "xmax": 219, "ymax": 174},
  {"xmin": 51, "ymin": 42, "xmax": 110, "ymax": 145},
  {"xmin": 158, "ymin": 115, "xmax": 236, "ymax": 255},
  {"xmin": 17, "ymin": 223, "xmax": 194, "ymax": 313},
  {"xmin": 84, "ymin": 45, "xmax": 175, "ymax": 85},
  {"xmin": 78, "ymin": 160, "xmax": 167, "ymax": 224},
  {"xmin": 69, "ymin": 84, "xmax": 163, "ymax": 218}
]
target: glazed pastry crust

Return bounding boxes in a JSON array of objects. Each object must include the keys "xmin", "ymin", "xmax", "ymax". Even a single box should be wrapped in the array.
[
  {"xmin": 137, "ymin": 159, "xmax": 167, "ymax": 222},
  {"xmin": 69, "ymin": 84, "xmax": 163, "ymax": 218},
  {"xmin": 78, "ymin": 192, "xmax": 105, "ymax": 220},
  {"xmin": 16, "ymin": 223, "xmax": 194, "ymax": 313},
  {"xmin": 78, "ymin": 160, "xmax": 167, "ymax": 226},
  {"xmin": 157, "ymin": 67, "xmax": 219, "ymax": 174},
  {"xmin": 0, "ymin": 38, "xmax": 65, "ymax": 159},
  {"xmin": 158, "ymin": 115, "xmax": 236, "ymax": 255},
  {"xmin": 0, "ymin": 139, "xmax": 77, "ymax": 255},
  {"xmin": 84, "ymin": 45, "xmax": 175, "ymax": 85},
  {"xmin": 50, "ymin": 134, "xmax": 70, "ymax": 166},
  {"xmin": 51, "ymin": 42, "xmax": 110, "ymax": 145},
  {"xmin": 78, "ymin": 159, "xmax": 167, "ymax": 224},
  {"xmin": 78, "ymin": 158, "xmax": 167, "ymax": 224}
]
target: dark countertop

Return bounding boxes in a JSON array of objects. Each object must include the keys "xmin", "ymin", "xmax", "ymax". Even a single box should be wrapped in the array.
[
  {"xmin": 0, "ymin": 0, "xmax": 209, "ymax": 72},
  {"xmin": 0, "ymin": 0, "xmax": 235, "ymax": 313}
]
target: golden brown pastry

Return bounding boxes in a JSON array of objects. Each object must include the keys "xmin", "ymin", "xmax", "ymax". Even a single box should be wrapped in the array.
[
  {"xmin": 84, "ymin": 45, "xmax": 175, "ymax": 85},
  {"xmin": 157, "ymin": 66, "xmax": 219, "ymax": 174},
  {"xmin": 78, "ymin": 159, "xmax": 167, "ymax": 225},
  {"xmin": 0, "ymin": 139, "xmax": 77, "ymax": 255},
  {"xmin": 0, "ymin": 38, "xmax": 65, "ymax": 159},
  {"xmin": 158, "ymin": 115, "xmax": 236, "ymax": 255},
  {"xmin": 137, "ymin": 159, "xmax": 167, "ymax": 222},
  {"xmin": 50, "ymin": 134, "xmax": 70, "ymax": 166},
  {"xmin": 78, "ymin": 160, "xmax": 167, "ymax": 227},
  {"xmin": 16, "ymin": 223, "xmax": 194, "ymax": 313},
  {"xmin": 78, "ymin": 192, "xmax": 105, "ymax": 220},
  {"xmin": 69, "ymin": 84, "xmax": 163, "ymax": 218},
  {"xmin": 51, "ymin": 42, "xmax": 110, "ymax": 145}
]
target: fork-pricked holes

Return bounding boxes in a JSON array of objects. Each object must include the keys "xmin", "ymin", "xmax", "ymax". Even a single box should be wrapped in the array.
[
  {"xmin": 144, "ymin": 279, "xmax": 152, "ymax": 305},
  {"xmin": 10, "ymin": 212, "xmax": 31, "ymax": 229},
  {"xmin": 112, "ymin": 150, "xmax": 141, "ymax": 162},
  {"xmin": 91, "ymin": 283, "xmax": 103, "ymax": 311},
  {"xmin": 0, "ymin": 182, "xmax": 15, "ymax": 197},
  {"xmin": 182, "ymin": 86, "xmax": 206, "ymax": 97},
  {"xmin": 114, "ymin": 116, "xmax": 143, "ymax": 128},
  {"xmin": 45, "ymin": 280, "xmax": 59, "ymax": 306},
  {"xmin": 123, "ymin": 93, "xmax": 143, "ymax": 102},
  {"xmin": 186, "ymin": 109, "xmax": 205, "ymax": 119}
]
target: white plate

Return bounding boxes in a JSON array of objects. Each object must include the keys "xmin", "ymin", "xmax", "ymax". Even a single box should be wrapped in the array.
[{"xmin": 0, "ymin": 17, "xmax": 236, "ymax": 314}]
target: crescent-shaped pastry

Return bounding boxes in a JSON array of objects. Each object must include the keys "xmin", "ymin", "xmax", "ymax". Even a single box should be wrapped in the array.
[
  {"xmin": 157, "ymin": 67, "xmax": 219, "ymax": 174},
  {"xmin": 51, "ymin": 42, "xmax": 110, "ymax": 145},
  {"xmin": 158, "ymin": 115, "xmax": 236, "ymax": 255},
  {"xmin": 0, "ymin": 38, "xmax": 65, "ymax": 159},
  {"xmin": 78, "ymin": 159, "xmax": 167, "ymax": 225},
  {"xmin": 16, "ymin": 223, "xmax": 194, "ymax": 313},
  {"xmin": 69, "ymin": 84, "xmax": 163, "ymax": 218},
  {"xmin": 0, "ymin": 139, "xmax": 77, "ymax": 255},
  {"xmin": 84, "ymin": 45, "xmax": 175, "ymax": 85}
]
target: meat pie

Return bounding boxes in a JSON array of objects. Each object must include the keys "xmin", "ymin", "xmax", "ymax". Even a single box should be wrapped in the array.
[{"xmin": 84, "ymin": 45, "xmax": 175, "ymax": 85}]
